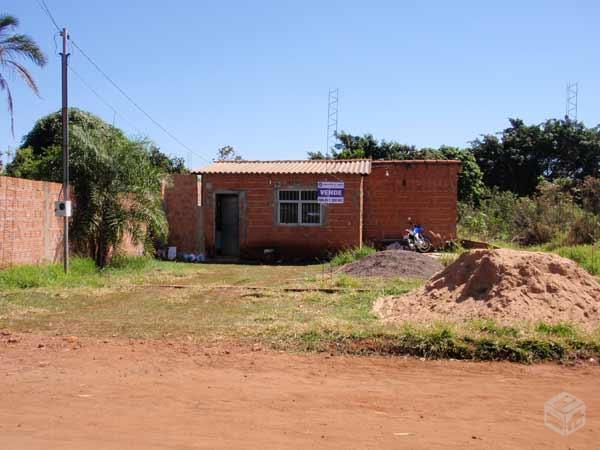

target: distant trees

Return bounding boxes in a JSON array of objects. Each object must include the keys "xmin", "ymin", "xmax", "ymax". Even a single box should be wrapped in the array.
[
  {"xmin": 7, "ymin": 109, "xmax": 176, "ymax": 267},
  {"xmin": 471, "ymin": 118, "xmax": 600, "ymax": 197},
  {"xmin": 216, "ymin": 145, "xmax": 242, "ymax": 161},
  {"xmin": 309, "ymin": 132, "xmax": 484, "ymax": 205},
  {"xmin": 0, "ymin": 15, "xmax": 47, "ymax": 135}
]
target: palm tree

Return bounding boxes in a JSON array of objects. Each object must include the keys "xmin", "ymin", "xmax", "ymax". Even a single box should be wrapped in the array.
[{"xmin": 0, "ymin": 15, "xmax": 47, "ymax": 136}]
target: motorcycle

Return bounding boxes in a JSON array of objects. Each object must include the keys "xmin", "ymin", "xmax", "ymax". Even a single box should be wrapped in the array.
[{"xmin": 403, "ymin": 218, "xmax": 433, "ymax": 253}]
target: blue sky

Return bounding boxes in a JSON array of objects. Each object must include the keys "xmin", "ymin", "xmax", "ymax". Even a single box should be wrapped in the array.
[{"xmin": 2, "ymin": 1, "xmax": 600, "ymax": 169}]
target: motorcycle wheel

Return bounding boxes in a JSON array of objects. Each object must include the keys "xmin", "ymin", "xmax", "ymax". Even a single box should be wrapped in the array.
[{"xmin": 415, "ymin": 237, "xmax": 432, "ymax": 253}]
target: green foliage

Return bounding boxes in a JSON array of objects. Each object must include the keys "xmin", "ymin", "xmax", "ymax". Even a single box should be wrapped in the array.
[
  {"xmin": 566, "ymin": 213, "xmax": 600, "ymax": 245},
  {"xmin": 8, "ymin": 109, "xmax": 184, "ymax": 178},
  {"xmin": 7, "ymin": 110, "xmax": 169, "ymax": 267},
  {"xmin": 0, "ymin": 14, "xmax": 47, "ymax": 135},
  {"xmin": 579, "ymin": 176, "xmax": 600, "ymax": 214},
  {"xmin": 471, "ymin": 118, "xmax": 600, "ymax": 196},
  {"xmin": 511, "ymin": 180, "xmax": 581, "ymax": 245},
  {"xmin": 330, "ymin": 246, "xmax": 377, "ymax": 266},
  {"xmin": 216, "ymin": 145, "xmax": 242, "ymax": 161},
  {"xmin": 551, "ymin": 245, "xmax": 600, "ymax": 276},
  {"xmin": 535, "ymin": 322, "xmax": 577, "ymax": 337},
  {"xmin": 459, "ymin": 180, "xmax": 600, "ymax": 248},
  {"xmin": 0, "ymin": 258, "xmax": 97, "ymax": 289},
  {"xmin": 146, "ymin": 140, "xmax": 187, "ymax": 174},
  {"xmin": 70, "ymin": 130, "xmax": 167, "ymax": 267},
  {"xmin": 309, "ymin": 132, "xmax": 485, "ymax": 205},
  {"xmin": 458, "ymin": 188, "xmax": 519, "ymax": 241},
  {"xmin": 0, "ymin": 256, "xmax": 167, "ymax": 290}
]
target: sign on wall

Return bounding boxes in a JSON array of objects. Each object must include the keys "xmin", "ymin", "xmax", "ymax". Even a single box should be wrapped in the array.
[{"xmin": 317, "ymin": 181, "xmax": 345, "ymax": 204}]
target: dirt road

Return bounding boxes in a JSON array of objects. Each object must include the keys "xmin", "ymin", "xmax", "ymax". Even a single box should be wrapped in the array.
[{"xmin": 1, "ymin": 334, "xmax": 598, "ymax": 449}]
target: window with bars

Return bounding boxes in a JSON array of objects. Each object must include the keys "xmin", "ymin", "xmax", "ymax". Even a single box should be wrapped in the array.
[{"xmin": 277, "ymin": 189, "xmax": 322, "ymax": 225}]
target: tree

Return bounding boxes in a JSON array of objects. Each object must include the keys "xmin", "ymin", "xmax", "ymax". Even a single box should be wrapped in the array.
[
  {"xmin": 7, "ymin": 109, "xmax": 183, "ymax": 179},
  {"xmin": 71, "ymin": 131, "xmax": 167, "ymax": 268},
  {"xmin": 145, "ymin": 140, "xmax": 187, "ymax": 174},
  {"xmin": 309, "ymin": 132, "xmax": 484, "ymax": 204},
  {"xmin": 0, "ymin": 15, "xmax": 47, "ymax": 135},
  {"xmin": 216, "ymin": 145, "xmax": 242, "ymax": 161},
  {"xmin": 7, "ymin": 110, "xmax": 168, "ymax": 267},
  {"xmin": 470, "ymin": 118, "xmax": 600, "ymax": 196}
]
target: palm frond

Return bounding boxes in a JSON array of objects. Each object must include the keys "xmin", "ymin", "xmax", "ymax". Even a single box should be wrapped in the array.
[
  {"xmin": 0, "ymin": 15, "xmax": 18, "ymax": 35},
  {"xmin": 4, "ymin": 59, "xmax": 40, "ymax": 95},
  {"xmin": 1, "ymin": 34, "xmax": 47, "ymax": 66},
  {"xmin": 0, "ymin": 73, "xmax": 14, "ymax": 135}
]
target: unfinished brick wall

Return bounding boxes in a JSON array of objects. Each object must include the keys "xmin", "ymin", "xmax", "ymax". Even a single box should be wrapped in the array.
[
  {"xmin": 162, "ymin": 174, "xmax": 203, "ymax": 253},
  {"xmin": 0, "ymin": 176, "xmax": 64, "ymax": 268},
  {"xmin": 363, "ymin": 161, "xmax": 460, "ymax": 244},
  {"xmin": 201, "ymin": 173, "xmax": 363, "ymax": 259},
  {"xmin": 0, "ymin": 176, "xmax": 149, "ymax": 268}
]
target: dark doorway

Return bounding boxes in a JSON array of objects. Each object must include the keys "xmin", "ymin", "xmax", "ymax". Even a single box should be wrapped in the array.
[{"xmin": 215, "ymin": 194, "xmax": 240, "ymax": 257}]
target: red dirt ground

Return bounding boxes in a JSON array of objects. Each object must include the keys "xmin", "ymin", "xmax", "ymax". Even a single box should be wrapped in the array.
[{"xmin": 1, "ymin": 334, "xmax": 599, "ymax": 449}]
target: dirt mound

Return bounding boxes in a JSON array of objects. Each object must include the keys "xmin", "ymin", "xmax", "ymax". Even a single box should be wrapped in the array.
[
  {"xmin": 339, "ymin": 249, "xmax": 443, "ymax": 279},
  {"xmin": 374, "ymin": 249, "xmax": 600, "ymax": 328}
]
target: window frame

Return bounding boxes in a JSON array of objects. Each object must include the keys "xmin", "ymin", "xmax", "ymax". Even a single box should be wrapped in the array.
[{"xmin": 276, "ymin": 188, "xmax": 323, "ymax": 226}]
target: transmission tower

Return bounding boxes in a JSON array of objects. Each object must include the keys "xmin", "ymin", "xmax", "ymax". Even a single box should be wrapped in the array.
[
  {"xmin": 566, "ymin": 82, "xmax": 578, "ymax": 120},
  {"xmin": 326, "ymin": 88, "xmax": 339, "ymax": 157}
]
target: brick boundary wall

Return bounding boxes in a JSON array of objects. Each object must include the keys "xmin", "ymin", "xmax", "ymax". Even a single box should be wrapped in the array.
[
  {"xmin": 0, "ymin": 176, "xmax": 64, "ymax": 268},
  {"xmin": 0, "ymin": 176, "xmax": 145, "ymax": 269}
]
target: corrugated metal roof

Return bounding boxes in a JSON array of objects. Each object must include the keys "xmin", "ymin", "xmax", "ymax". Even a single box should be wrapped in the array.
[{"xmin": 193, "ymin": 159, "xmax": 372, "ymax": 175}]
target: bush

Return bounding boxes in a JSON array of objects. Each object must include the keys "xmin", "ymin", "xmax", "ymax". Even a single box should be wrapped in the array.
[
  {"xmin": 579, "ymin": 176, "xmax": 600, "ymax": 214},
  {"xmin": 460, "ymin": 181, "xmax": 600, "ymax": 247},
  {"xmin": 566, "ymin": 213, "xmax": 600, "ymax": 245},
  {"xmin": 458, "ymin": 188, "xmax": 519, "ymax": 241},
  {"xmin": 330, "ymin": 246, "xmax": 376, "ymax": 266}
]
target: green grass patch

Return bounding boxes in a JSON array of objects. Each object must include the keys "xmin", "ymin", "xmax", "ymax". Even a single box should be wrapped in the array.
[
  {"xmin": 0, "ymin": 256, "xmax": 192, "ymax": 290},
  {"xmin": 535, "ymin": 322, "xmax": 577, "ymax": 337},
  {"xmin": 551, "ymin": 245, "xmax": 600, "ymax": 276},
  {"xmin": 330, "ymin": 246, "xmax": 376, "ymax": 266}
]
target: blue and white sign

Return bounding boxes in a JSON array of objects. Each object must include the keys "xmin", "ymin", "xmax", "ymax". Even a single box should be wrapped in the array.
[{"xmin": 317, "ymin": 181, "xmax": 345, "ymax": 204}]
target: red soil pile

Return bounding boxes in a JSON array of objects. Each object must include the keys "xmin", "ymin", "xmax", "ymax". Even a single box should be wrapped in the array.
[
  {"xmin": 339, "ymin": 250, "xmax": 443, "ymax": 279},
  {"xmin": 374, "ymin": 249, "xmax": 600, "ymax": 328}
]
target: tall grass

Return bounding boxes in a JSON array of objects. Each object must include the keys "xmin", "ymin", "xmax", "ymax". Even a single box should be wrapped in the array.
[
  {"xmin": 330, "ymin": 246, "xmax": 377, "ymax": 266},
  {"xmin": 551, "ymin": 245, "xmax": 600, "ymax": 276}
]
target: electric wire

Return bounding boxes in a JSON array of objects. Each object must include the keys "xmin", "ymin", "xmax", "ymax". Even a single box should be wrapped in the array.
[{"xmin": 35, "ymin": 0, "xmax": 212, "ymax": 167}]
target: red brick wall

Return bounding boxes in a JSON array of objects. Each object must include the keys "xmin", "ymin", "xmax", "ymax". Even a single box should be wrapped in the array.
[
  {"xmin": 0, "ymin": 176, "xmax": 148, "ymax": 268},
  {"xmin": 201, "ymin": 173, "xmax": 363, "ymax": 259},
  {"xmin": 363, "ymin": 161, "xmax": 460, "ymax": 244},
  {"xmin": 162, "ymin": 174, "xmax": 202, "ymax": 253},
  {"xmin": 0, "ymin": 176, "xmax": 64, "ymax": 268}
]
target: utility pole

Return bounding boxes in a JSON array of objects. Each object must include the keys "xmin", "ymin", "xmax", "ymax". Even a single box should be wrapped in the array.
[{"xmin": 60, "ymin": 28, "xmax": 70, "ymax": 273}]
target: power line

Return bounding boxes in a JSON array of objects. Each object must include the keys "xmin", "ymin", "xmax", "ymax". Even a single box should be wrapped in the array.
[
  {"xmin": 68, "ymin": 40, "xmax": 211, "ymax": 165},
  {"xmin": 35, "ymin": 0, "xmax": 212, "ymax": 166},
  {"xmin": 68, "ymin": 62, "xmax": 143, "ymax": 135},
  {"xmin": 38, "ymin": 0, "xmax": 60, "ymax": 32}
]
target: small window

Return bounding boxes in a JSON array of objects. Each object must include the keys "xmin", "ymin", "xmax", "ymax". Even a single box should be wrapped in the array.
[
  {"xmin": 277, "ymin": 189, "xmax": 322, "ymax": 225},
  {"xmin": 279, "ymin": 202, "xmax": 299, "ymax": 224}
]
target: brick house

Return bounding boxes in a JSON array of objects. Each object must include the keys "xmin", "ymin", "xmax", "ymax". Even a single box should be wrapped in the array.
[{"xmin": 163, "ymin": 159, "xmax": 460, "ymax": 259}]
